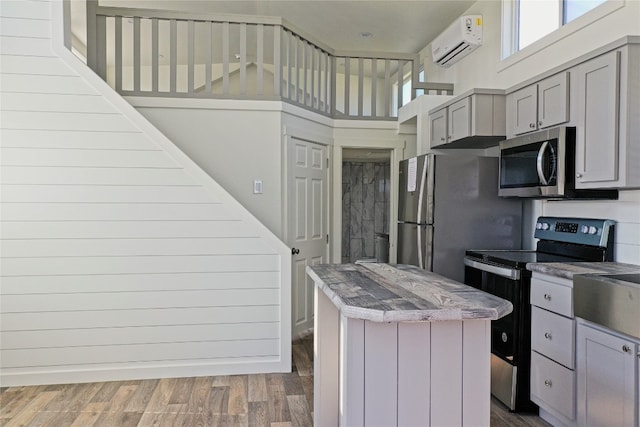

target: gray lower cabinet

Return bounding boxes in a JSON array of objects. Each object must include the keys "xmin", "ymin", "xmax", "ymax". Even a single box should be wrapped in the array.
[
  {"xmin": 576, "ymin": 320, "xmax": 638, "ymax": 427},
  {"xmin": 530, "ymin": 273, "xmax": 577, "ymax": 427}
]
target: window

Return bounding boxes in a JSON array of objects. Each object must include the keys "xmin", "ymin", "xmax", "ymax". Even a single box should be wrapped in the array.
[{"xmin": 506, "ymin": 0, "xmax": 607, "ymax": 54}]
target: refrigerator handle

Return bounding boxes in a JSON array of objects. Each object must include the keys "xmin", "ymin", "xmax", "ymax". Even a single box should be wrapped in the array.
[
  {"xmin": 416, "ymin": 159, "xmax": 429, "ymax": 269},
  {"xmin": 425, "ymin": 226, "xmax": 433, "ymax": 271},
  {"xmin": 417, "ymin": 225, "xmax": 423, "ymax": 269},
  {"xmin": 416, "ymin": 157, "xmax": 429, "ymax": 224}
]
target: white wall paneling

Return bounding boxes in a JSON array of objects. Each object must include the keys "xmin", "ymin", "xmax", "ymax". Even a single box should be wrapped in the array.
[
  {"xmin": 543, "ymin": 191, "xmax": 640, "ymax": 264},
  {"xmin": 431, "ymin": 320, "xmax": 464, "ymax": 426},
  {"xmin": 0, "ymin": 0, "xmax": 291, "ymax": 386},
  {"xmin": 340, "ymin": 316, "xmax": 365, "ymax": 427},
  {"xmin": 314, "ymin": 287, "xmax": 340, "ymax": 427},
  {"xmin": 363, "ymin": 321, "xmax": 399, "ymax": 426},
  {"xmin": 397, "ymin": 322, "xmax": 431, "ymax": 426}
]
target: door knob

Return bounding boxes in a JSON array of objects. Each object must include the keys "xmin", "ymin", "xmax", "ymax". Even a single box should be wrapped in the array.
[{"xmin": 291, "ymin": 248, "xmax": 300, "ymax": 255}]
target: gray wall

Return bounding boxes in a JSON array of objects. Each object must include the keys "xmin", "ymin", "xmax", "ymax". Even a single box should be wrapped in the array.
[{"xmin": 342, "ymin": 162, "xmax": 390, "ymax": 263}]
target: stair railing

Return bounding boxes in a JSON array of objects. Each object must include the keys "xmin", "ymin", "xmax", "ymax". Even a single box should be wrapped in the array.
[{"xmin": 85, "ymin": 2, "xmax": 452, "ymax": 120}]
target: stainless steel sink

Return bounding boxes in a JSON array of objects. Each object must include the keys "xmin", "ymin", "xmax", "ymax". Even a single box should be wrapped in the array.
[{"xmin": 574, "ymin": 272, "xmax": 640, "ymax": 339}]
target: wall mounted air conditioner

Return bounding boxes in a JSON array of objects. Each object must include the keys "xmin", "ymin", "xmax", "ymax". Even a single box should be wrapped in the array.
[{"xmin": 431, "ymin": 15, "xmax": 483, "ymax": 67}]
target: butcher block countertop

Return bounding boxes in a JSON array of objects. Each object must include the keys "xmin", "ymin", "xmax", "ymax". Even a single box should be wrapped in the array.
[
  {"xmin": 305, "ymin": 263, "xmax": 512, "ymax": 323},
  {"xmin": 526, "ymin": 261, "xmax": 640, "ymax": 280}
]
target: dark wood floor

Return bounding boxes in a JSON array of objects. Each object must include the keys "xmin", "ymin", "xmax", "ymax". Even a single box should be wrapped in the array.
[{"xmin": 0, "ymin": 335, "xmax": 549, "ymax": 426}]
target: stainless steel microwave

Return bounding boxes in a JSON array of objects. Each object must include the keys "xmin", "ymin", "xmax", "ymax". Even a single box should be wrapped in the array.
[{"xmin": 498, "ymin": 126, "xmax": 617, "ymax": 199}]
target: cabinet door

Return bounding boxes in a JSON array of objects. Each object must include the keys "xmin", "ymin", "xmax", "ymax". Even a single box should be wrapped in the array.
[
  {"xmin": 507, "ymin": 85, "xmax": 537, "ymax": 135},
  {"xmin": 575, "ymin": 51, "xmax": 620, "ymax": 187},
  {"xmin": 430, "ymin": 108, "xmax": 447, "ymax": 147},
  {"xmin": 577, "ymin": 323, "xmax": 637, "ymax": 427},
  {"xmin": 538, "ymin": 72, "xmax": 569, "ymax": 129},
  {"xmin": 447, "ymin": 97, "xmax": 471, "ymax": 142}
]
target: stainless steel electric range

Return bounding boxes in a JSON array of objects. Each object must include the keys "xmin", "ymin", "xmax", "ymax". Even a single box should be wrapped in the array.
[{"xmin": 463, "ymin": 217, "xmax": 615, "ymax": 412}]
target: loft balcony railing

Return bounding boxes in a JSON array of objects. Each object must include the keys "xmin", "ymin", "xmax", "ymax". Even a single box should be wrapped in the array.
[{"xmin": 85, "ymin": 3, "xmax": 453, "ymax": 120}]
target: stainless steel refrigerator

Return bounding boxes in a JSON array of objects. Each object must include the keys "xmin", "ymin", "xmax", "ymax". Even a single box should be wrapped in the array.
[{"xmin": 397, "ymin": 154, "xmax": 522, "ymax": 282}]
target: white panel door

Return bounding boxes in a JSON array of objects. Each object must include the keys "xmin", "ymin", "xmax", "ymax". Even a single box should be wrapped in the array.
[{"xmin": 288, "ymin": 137, "xmax": 327, "ymax": 337}]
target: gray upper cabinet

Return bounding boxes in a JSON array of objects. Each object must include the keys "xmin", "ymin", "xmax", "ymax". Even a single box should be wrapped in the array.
[
  {"xmin": 447, "ymin": 97, "xmax": 472, "ymax": 142},
  {"xmin": 429, "ymin": 108, "xmax": 447, "ymax": 147},
  {"xmin": 574, "ymin": 51, "xmax": 620, "ymax": 187},
  {"xmin": 429, "ymin": 89, "xmax": 506, "ymax": 149},
  {"xmin": 573, "ymin": 44, "xmax": 640, "ymax": 189},
  {"xmin": 507, "ymin": 72, "xmax": 570, "ymax": 136},
  {"xmin": 507, "ymin": 85, "xmax": 537, "ymax": 135},
  {"xmin": 505, "ymin": 37, "xmax": 640, "ymax": 190}
]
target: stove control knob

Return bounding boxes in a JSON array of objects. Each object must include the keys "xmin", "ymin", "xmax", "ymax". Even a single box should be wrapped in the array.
[
  {"xmin": 536, "ymin": 222, "xmax": 542, "ymax": 230},
  {"xmin": 581, "ymin": 225, "xmax": 590, "ymax": 234},
  {"xmin": 541, "ymin": 222, "xmax": 550, "ymax": 230},
  {"xmin": 588, "ymin": 226, "xmax": 598, "ymax": 235}
]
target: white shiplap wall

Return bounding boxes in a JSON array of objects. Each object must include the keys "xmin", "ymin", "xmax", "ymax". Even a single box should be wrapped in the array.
[
  {"xmin": 542, "ymin": 190, "xmax": 640, "ymax": 264},
  {"xmin": 0, "ymin": 0, "xmax": 291, "ymax": 386}
]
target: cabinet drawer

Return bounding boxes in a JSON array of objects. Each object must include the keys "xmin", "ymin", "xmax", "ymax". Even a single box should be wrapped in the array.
[
  {"xmin": 531, "ymin": 307, "xmax": 575, "ymax": 369},
  {"xmin": 531, "ymin": 277, "xmax": 573, "ymax": 317},
  {"xmin": 531, "ymin": 351, "xmax": 576, "ymax": 420}
]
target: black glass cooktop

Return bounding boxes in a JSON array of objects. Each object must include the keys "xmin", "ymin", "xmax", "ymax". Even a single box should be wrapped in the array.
[{"xmin": 465, "ymin": 249, "xmax": 584, "ymax": 269}]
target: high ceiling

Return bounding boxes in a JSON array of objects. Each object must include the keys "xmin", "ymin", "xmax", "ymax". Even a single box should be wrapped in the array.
[{"xmin": 86, "ymin": 0, "xmax": 477, "ymax": 54}]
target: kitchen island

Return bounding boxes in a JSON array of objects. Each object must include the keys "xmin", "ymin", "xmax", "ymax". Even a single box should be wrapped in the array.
[{"xmin": 306, "ymin": 263, "xmax": 512, "ymax": 427}]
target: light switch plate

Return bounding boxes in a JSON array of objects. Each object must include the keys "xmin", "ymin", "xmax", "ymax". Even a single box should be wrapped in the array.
[{"xmin": 253, "ymin": 179, "xmax": 263, "ymax": 194}]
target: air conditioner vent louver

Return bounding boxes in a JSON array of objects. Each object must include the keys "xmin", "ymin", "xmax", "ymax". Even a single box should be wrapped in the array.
[{"xmin": 432, "ymin": 15, "xmax": 483, "ymax": 68}]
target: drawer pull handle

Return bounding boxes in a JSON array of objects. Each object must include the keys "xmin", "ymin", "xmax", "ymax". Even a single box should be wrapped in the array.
[
  {"xmin": 622, "ymin": 345, "xmax": 630, "ymax": 353},
  {"xmin": 543, "ymin": 293, "xmax": 552, "ymax": 301},
  {"xmin": 544, "ymin": 332, "xmax": 552, "ymax": 340},
  {"xmin": 544, "ymin": 380, "xmax": 552, "ymax": 387}
]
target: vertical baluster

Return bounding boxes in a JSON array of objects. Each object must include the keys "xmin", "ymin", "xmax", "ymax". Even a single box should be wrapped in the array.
[
  {"xmin": 287, "ymin": 31, "xmax": 292, "ymax": 100},
  {"xmin": 222, "ymin": 21, "xmax": 229, "ymax": 95},
  {"xmin": 205, "ymin": 21, "xmax": 212, "ymax": 95},
  {"xmin": 411, "ymin": 57, "xmax": 419, "ymax": 100},
  {"xmin": 95, "ymin": 14, "xmax": 107, "ymax": 80},
  {"xmin": 240, "ymin": 23, "xmax": 246, "ymax": 95},
  {"xmin": 302, "ymin": 40, "xmax": 308, "ymax": 106},
  {"xmin": 187, "ymin": 20, "xmax": 194, "ymax": 94},
  {"xmin": 329, "ymin": 54, "xmax": 335, "ymax": 115},
  {"xmin": 169, "ymin": 19, "xmax": 177, "ymax": 94},
  {"xmin": 384, "ymin": 59, "xmax": 391, "ymax": 118},
  {"xmin": 344, "ymin": 57, "xmax": 350, "ymax": 116},
  {"xmin": 310, "ymin": 46, "xmax": 315, "ymax": 109},
  {"xmin": 397, "ymin": 60, "xmax": 404, "ymax": 114},
  {"xmin": 86, "ymin": 0, "xmax": 97, "ymax": 71},
  {"xmin": 273, "ymin": 26, "xmax": 281, "ymax": 97},
  {"xmin": 295, "ymin": 36, "xmax": 300, "ymax": 103},
  {"xmin": 358, "ymin": 57, "xmax": 364, "ymax": 117},
  {"xmin": 133, "ymin": 16, "xmax": 141, "ymax": 92},
  {"xmin": 371, "ymin": 58, "xmax": 377, "ymax": 117},
  {"xmin": 318, "ymin": 50, "xmax": 324, "ymax": 111},
  {"xmin": 114, "ymin": 16, "xmax": 122, "ymax": 92},
  {"xmin": 257, "ymin": 24, "xmax": 264, "ymax": 96},
  {"xmin": 326, "ymin": 52, "xmax": 331, "ymax": 114},
  {"xmin": 151, "ymin": 18, "xmax": 158, "ymax": 93}
]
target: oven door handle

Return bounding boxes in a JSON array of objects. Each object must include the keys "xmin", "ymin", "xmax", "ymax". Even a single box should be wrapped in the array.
[{"xmin": 464, "ymin": 258, "xmax": 521, "ymax": 280}]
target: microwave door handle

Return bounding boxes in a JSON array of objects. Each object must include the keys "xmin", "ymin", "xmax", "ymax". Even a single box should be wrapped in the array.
[{"xmin": 536, "ymin": 141, "xmax": 550, "ymax": 185}]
